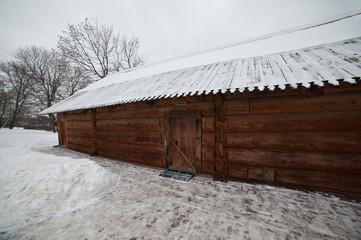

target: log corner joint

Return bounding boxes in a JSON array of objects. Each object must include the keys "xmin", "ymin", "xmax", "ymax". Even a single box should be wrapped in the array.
[
  {"xmin": 91, "ymin": 109, "xmax": 98, "ymax": 156},
  {"xmin": 213, "ymin": 93, "xmax": 226, "ymax": 182}
]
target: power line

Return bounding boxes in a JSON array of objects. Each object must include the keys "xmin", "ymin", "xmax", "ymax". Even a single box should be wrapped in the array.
[{"xmin": 144, "ymin": 9, "xmax": 361, "ymax": 68}]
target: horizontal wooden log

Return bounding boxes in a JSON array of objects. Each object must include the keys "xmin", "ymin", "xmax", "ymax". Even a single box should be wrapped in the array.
[
  {"xmin": 63, "ymin": 112, "xmax": 92, "ymax": 121},
  {"xmin": 67, "ymin": 129, "xmax": 92, "ymax": 139},
  {"xmin": 200, "ymin": 105, "xmax": 216, "ymax": 116},
  {"xmin": 202, "ymin": 117, "xmax": 215, "ymax": 132},
  {"xmin": 202, "ymin": 161, "xmax": 215, "ymax": 174},
  {"xmin": 322, "ymin": 81, "xmax": 361, "ymax": 94},
  {"xmin": 97, "ymin": 97, "xmax": 215, "ymax": 116},
  {"xmin": 96, "ymin": 108, "xmax": 164, "ymax": 120},
  {"xmin": 227, "ymin": 149, "xmax": 361, "ymax": 175},
  {"xmin": 226, "ymin": 111, "xmax": 361, "ymax": 133},
  {"xmin": 98, "ymin": 130, "xmax": 163, "ymax": 147},
  {"xmin": 226, "ymin": 164, "xmax": 248, "ymax": 179},
  {"xmin": 57, "ymin": 113, "xmax": 65, "ymax": 118},
  {"xmin": 225, "ymin": 132, "xmax": 361, "ymax": 153},
  {"xmin": 97, "ymin": 102, "xmax": 148, "ymax": 113},
  {"xmin": 248, "ymin": 166, "xmax": 263, "ymax": 181},
  {"xmin": 202, "ymin": 133, "xmax": 215, "ymax": 146},
  {"xmin": 224, "ymin": 100, "xmax": 249, "ymax": 115},
  {"xmin": 97, "ymin": 118, "xmax": 164, "ymax": 131},
  {"xmin": 263, "ymin": 168, "xmax": 276, "ymax": 182},
  {"xmin": 276, "ymin": 169, "xmax": 361, "ymax": 194},
  {"xmin": 98, "ymin": 140, "xmax": 165, "ymax": 155},
  {"xmin": 250, "ymin": 92, "xmax": 361, "ymax": 114},
  {"xmin": 202, "ymin": 146, "xmax": 215, "ymax": 162},
  {"xmin": 67, "ymin": 136, "xmax": 93, "ymax": 146},
  {"xmin": 63, "ymin": 109, "xmax": 89, "ymax": 115},
  {"xmin": 98, "ymin": 148, "xmax": 163, "ymax": 167},
  {"xmin": 98, "ymin": 147, "xmax": 118, "ymax": 159},
  {"xmin": 68, "ymin": 142, "xmax": 93, "ymax": 154},
  {"xmin": 152, "ymin": 94, "xmax": 215, "ymax": 107},
  {"xmin": 66, "ymin": 120, "xmax": 92, "ymax": 130},
  {"xmin": 161, "ymin": 101, "xmax": 215, "ymax": 116}
]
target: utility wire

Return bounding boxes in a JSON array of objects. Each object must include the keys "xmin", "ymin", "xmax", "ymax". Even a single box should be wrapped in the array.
[{"xmin": 142, "ymin": 9, "xmax": 361, "ymax": 68}]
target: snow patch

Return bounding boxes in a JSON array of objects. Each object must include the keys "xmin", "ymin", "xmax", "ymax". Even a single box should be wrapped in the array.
[
  {"xmin": 1, "ymin": 129, "xmax": 361, "ymax": 239},
  {"xmin": 0, "ymin": 129, "xmax": 120, "ymax": 232}
]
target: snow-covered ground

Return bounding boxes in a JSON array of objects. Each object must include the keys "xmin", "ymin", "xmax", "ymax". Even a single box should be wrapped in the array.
[{"xmin": 0, "ymin": 129, "xmax": 360, "ymax": 239}]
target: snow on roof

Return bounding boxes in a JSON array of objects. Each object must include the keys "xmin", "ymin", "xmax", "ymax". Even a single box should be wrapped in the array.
[
  {"xmin": 41, "ymin": 37, "xmax": 361, "ymax": 115},
  {"xmin": 82, "ymin": 12, "xmax": 361, "ymax": 92},
  {"xmin": 41, "ymin": 13, "xmax": 361, "ymax": 115}
]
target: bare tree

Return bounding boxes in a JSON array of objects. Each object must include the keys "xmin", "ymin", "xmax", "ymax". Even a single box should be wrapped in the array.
[
  {"xmin": 58, "ymin": 19, "xmax": 115, "ymax": 79},
  {"xmin": 58, "ymin": 19, "xmax": 145, "ymax": 79},
  {"xmin": 12, "ymin": 46, "xmax": 92, "ymax": 131},
  {"xmin": 60, "ymin": 65, "xmax": 92, "ymax": 98},
  {"xmin": 0, "ymin": 79, "xmax": 8, "ymax": 127},
  {"xmin": 113, "ymin": 36, "xmax": 145, "ymax": 71},
  {"xmin": 15, "ymin": 46, "xmax": 66, "ymax": 132},
  {"xmin": 0, "ymin": 61, "xmax": 32, "ymax": 129}
]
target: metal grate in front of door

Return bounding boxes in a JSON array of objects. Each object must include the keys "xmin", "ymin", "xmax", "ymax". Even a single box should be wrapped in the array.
[{"xmin": 159, "ymin": 169, "xmax": 194, "ymax": 182}]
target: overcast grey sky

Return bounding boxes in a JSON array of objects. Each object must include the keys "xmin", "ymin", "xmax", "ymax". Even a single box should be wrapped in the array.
[{"xmin": 1, "ymin": 0, "xmax": 361, "ymax": 63}]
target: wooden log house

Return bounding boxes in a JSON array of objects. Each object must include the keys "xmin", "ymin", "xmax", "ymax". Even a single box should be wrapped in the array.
[{"xmin": 42, "ymin": 37, "xmax": 361, "ymax": 194}]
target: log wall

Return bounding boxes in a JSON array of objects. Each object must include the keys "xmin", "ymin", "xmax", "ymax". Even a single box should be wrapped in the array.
[
  {"xmin": 57, "ymin": 83, "xmax": 361, "ymax": 194},
  {"xmin": 58, "ymin": 111, "xmax": 94, "ymax": 154},
  {"xmin": 96, "ymin": 109, "xmax": 166, "ymax": 167},
  {"xmin": 224, "ymin": 90, "xmax": 361, "ymax": 193},
  {"xmin": 58, "ymin": 95, "xmax": 216, "ymax": 170}
]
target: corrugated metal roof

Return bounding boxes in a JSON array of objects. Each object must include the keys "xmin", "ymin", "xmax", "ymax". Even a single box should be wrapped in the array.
[{"xmin": 41, "ymin": 37, "xmax": 361, "ymax": 114}]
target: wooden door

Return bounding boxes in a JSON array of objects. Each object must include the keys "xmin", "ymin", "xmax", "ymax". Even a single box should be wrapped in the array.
[{"xmin": 166, "ymin": 111, "xmax": 201, "ymax": 173}]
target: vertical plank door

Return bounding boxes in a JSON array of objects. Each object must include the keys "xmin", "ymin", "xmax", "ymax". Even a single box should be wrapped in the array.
[{"xmin": 169, "ymin": 115, "xmax": 197, "ymax": 173}]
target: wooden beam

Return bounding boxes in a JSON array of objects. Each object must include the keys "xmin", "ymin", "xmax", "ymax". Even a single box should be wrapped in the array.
[
  {"xmin": 96, "ymin": 118, "xmax": 165, "ymax": 131},
  {"xmin": 226, "ymin": 111, "xmax": 361, "ymax": 133},
  {"xmin": 98, "ymin": 130, "xmax": 164, "ymax": 147},
  {"xmin": 56, "ymin": 114, "xmax": 64, "ymax": 145},
  {"xmin": 91, "ymin": 109, "xmax": 98, "ymax": 156},
  {"xmin": 249, "ymin": 91, "xmax": 361, "ymax": 114},
  {"xmin": 227, "ymin": 148, "xmax": 361, "ymax": 175},
  {"xmin": 276, "ymin": 168, "xmax": 361, "ymax": 194},
  {"xmin": 213, "ymin": 93, "xmax": 226, "ymax": 181},
  {"xmin": 225, "ymin": 131, "xmax": 361, "ymax": 153},
  {"xmin": 195, "ymin": 111, "xmax": 202, "ymax": 173}
]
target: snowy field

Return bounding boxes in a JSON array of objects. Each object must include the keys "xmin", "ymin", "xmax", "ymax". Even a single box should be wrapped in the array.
[{"xmin": 0, "ymin": 129, "xmax": 360, "ymax": 239}]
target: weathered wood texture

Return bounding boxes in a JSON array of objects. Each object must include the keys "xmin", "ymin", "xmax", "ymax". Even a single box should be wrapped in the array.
[
  {"xmin": 57, "ymin": 89, "xmax": 361, "ymax": 193},
  {"xmin": 168, "ymin": 114, "xmax": 197, "ymax": 173},
  {"xmin": 227, "ymin": 149, "xmax": 361, "ymax": 174},
  {"xmin": 202, "ymin": 117, "xmax": 215, "ymax": 132},
  {"xmin": 56, "ymin": 117, "xmax": 67, "ymax": 146},
  {"xmin": 164, "ymin": 110, "xmax": 202, "ymax": 173},
  {"xmin": 58, "ymin": 111, "xmax": 94, "ymax": 154},
  {"xmin": 202, "ymin": 146, "xmax": 216, "ymax": 175},
  {"xmin": 226, "ymin": 112, "xmax": 361, "ymax": 133},
  {"xmin": 214, "ymin": 94, "xmax": 226, "ymax": 181},
  {"xmin": 202, "ymin": 161, "xmax": 216, "ymax": 175},
  {"xmin": 97, "ymin": 118, "xmax": 164, "ymax": 131},
  {"xmin": 249, "ymin": 91, "xmax": 361, "ymax": 114},
  {"xmin": 225, "ymin": 132, "xmax": 361, "ymax": 153},
  {"xmin": 61, "ymin": 99, "xmax": 214, "ymax": 168},
  {"xmin": 224, "ymin": 91, "xmax": 361, "ymax": 193},
  {"xmin": 91, "ymin": 110, "xmax": 98, "ymax": 155},
  {"xmin": 276, "ymin": 169, "xmax": 361, "ymax": 194},
  {"xmin": 98, "ymin": 148, "xmax": 164, "ymax": 167}
]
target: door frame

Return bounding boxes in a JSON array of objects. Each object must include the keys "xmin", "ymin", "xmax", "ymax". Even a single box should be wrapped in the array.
[{"xmin": 165, "ymin": 110, "xmax": 202, "ymax": 173}]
